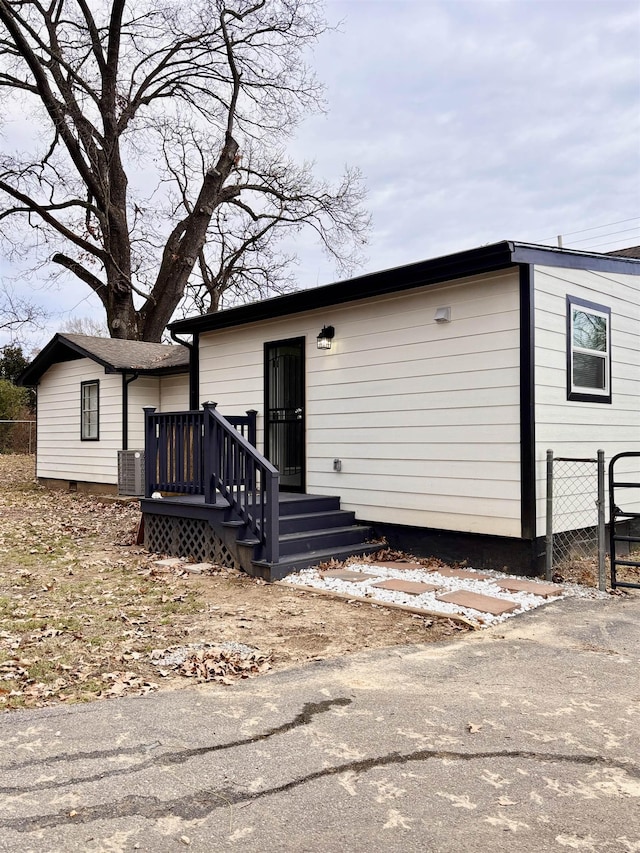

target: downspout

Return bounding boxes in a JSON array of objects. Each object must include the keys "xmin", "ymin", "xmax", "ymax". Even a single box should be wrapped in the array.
[
  {"xmin": 122, "ymin": 372, "xmax": 139, "ymax": 450},
  {"xmin": 170, "ymin": 331, "xmax": 199, "ymax": 410}
]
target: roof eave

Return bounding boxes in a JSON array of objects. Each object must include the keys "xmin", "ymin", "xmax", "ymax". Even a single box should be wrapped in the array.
[
  {"xmin": 169, "ymin": 240, "xmax": 518, "ymax": 335},
  {"xmin": 17, "ymin": 333, "xmax": 116, "ymax": 386}
]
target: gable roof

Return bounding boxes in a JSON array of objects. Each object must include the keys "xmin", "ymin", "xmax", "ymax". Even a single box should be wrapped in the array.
[
  {"xmin": 607, "ymin": 245, "xmax": 640, "ymax": 258},
  {"xmin": 168, "ymin": 240, "xmax": 640, "ymax": 336},
  {"xmin": 19, "ymin": 333, "xmax": 190, "ymax": 386}
]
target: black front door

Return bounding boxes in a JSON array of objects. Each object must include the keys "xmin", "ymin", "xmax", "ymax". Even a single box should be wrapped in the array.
[{"xmin": 264, "ymin": 337, "xmax": 305, "ymax": 492}]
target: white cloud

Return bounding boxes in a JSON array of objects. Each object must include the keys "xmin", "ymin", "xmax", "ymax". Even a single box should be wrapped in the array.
[{"xmin": 1, "ymin": 0, "xmax": 639, "ymax": 346}]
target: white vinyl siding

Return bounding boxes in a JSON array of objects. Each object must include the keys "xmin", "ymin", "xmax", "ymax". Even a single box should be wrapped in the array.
[
  {"xmin": 199, "ymin": 268, "xmax": 522, "ymax": 537},
  {"xmin": 534, "ymin": 264, "xmax": 640, "ymax": 535},
  {"xmin": 126, "ymin": 374, "xmax": 190, "ymax": 450},
  {"xmin": 36, "ymin": 360, "xmax": 189, "ymax": 486},
  {"xmin": 37, "ymin": 359, "xmax": 122, "ymax": 484},
  {"xmin": 127, "ymin": 376, "xmax": 159, "ymax": 450},
  {"xmin": 160, "ymin": 374, "xmax": 190, "ymax": 411}
]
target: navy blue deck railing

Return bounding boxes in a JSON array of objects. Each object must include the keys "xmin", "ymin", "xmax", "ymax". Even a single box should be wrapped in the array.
[{"xmin": 143, "ymin": 403, "xmax": 279, "ymax": 563}]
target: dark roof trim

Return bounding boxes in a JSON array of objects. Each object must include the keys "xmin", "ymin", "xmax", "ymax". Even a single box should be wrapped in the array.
[
  {"xmin": 509, "ymin": 243, "xmax": 640, "ymax": 272},
  {"xmin": 168, "ymin": 240, "xmax": 640, "ymax": 336},
  {"xmin": 19, "ymin": 333, "xmax": 189, "ymax": 386},
  {"xmin": 169, "ymin": 241, "xmax": 516, "ymax": 334}
]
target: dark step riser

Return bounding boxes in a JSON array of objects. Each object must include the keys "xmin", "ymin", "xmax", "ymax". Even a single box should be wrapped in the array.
[
  {"xmin": 277, "ymin": 496, "xmax": 341, "ymax": 517},
  {"xmin": 278, "ymin": 527, "xmax": 371, "ymax": 557},
  {"xmin": 261, "ymin": 545, "xmax": 381, "ymax": 580},
  {"xmin": 279, "ymin": 511, "xmax": 356, "ymax": 535},
  {"xmin": 229, "ymin": 513, "xmax": 358, "ymax": 542}
]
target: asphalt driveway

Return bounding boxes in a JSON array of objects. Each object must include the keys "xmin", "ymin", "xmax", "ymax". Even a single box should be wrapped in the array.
[{"xmin": 1, "ymin": 594, "xmax": 639, "ymax": 852}]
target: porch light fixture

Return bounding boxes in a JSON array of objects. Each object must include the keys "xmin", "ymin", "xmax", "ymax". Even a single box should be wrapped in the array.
[{"xmin": 317, "ymin": 325, "xmax": 335, "ymax": 350}]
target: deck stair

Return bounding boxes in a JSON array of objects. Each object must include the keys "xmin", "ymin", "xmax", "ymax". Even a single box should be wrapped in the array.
[
  {"xmin": 231, "ymin": 493, "xmax": 378, "ymax": 581},
  {"xmin": 141, "ymin": 405, "xmax": 378, "ymax": 581}
]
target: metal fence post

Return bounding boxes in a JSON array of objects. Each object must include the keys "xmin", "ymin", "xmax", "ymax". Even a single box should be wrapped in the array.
[
  {"xmin": 596, "ymin": 449, "xmax": 606, "ymax": 591},
  {"xmin": 545, "ymin": 449, "xmax": 554, "ymax": 581}
]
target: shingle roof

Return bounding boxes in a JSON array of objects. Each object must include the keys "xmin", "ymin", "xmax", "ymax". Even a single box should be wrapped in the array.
[
  {"xmin": 606, "ymin": 246, "xmax": 640, "ymax": 258},
  {"xmin": 60, "ymin": 334, "xmax": 190, "ymax": 371},
  {"xmin": 19, "ymin": 333, "xmax": 190, "ymax": 386}
]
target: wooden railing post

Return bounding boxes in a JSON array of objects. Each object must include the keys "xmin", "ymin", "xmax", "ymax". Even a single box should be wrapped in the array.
[
  {"xmin": 265, "ymin": 467, "xmax": 280, "ymax": 564},
  {"xmin": 202, "ymin": 401, "xmax": 217, "ymax": 504},
  {"xmin": 142, "ymin": 406, "xmax": 157, "ymax": 497},
  {"xmin": 246, "ymin": 410, "xmax": 258, "ymax": 447}
]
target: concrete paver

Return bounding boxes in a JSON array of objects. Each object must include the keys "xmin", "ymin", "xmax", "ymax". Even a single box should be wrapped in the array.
[
  {"xmin": 0, "ymin": 595, "xmax": 638, "ymax": 852},
  {"xmin": 436, "ymin": 589, "xmax": 520, "ymax": 615}
]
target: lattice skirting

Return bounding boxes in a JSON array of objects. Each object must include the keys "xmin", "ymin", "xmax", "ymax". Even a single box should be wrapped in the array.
[{"xmin": 144, "ymin": 513, "xmax": 240, "ymax": 571}]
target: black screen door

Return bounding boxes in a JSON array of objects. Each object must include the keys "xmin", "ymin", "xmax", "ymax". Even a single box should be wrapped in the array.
[{"xmin": 264, "ymin": 337, "xmax": 305, "ymax": 492}]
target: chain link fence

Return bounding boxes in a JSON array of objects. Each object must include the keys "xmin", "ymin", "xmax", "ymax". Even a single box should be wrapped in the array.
[
  {"xmin": 545, "ymin": 450, "xmax": 606, "ymax": 590},
  {"xmin": 0, "ymin": 419, "xmax": 36, "ymax": 454}
]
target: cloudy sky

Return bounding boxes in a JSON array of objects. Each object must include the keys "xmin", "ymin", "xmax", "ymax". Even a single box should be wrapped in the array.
[{"xmin": 2, "ymin": 0, "xmax": 639, "ymax": 348}]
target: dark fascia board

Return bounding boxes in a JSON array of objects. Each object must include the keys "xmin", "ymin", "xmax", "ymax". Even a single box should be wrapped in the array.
[
  {"xmin": 510, "ymin": 243, "xmax": 640, "ymax": 273},
  {"xmin": 169, "ymin": 241, "xmax": 517, "ymax": 334},
  {"xmin": 168, "ymin": 240, "xmax": 640, "ymax": 336},
  {"xmin": 18, "ymin": 333, "xmax": 189, "ymax": 386}
]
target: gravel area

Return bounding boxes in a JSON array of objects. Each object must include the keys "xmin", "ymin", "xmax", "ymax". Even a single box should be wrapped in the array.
[{"xmin": 282, "ymin": 562, "xmax": 609, "ymax": 627}]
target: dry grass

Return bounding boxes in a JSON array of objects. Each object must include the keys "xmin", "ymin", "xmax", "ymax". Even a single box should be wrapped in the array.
[{"xmin": 0, "ymin": 455, "xmax": 461, "ymax": 711}]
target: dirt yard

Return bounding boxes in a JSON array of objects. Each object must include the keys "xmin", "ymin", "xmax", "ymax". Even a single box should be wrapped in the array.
[{"xmin": 0, "ymin": 455, "xmax": 473, "ymax": 711}]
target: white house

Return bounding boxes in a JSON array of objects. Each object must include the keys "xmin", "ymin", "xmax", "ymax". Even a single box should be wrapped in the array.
[
  {"xmin": 20, "ymin": 334, "xmax": 190, "ymax": 493},
  {"xmin": 140, "ymin": 241, "xmax": 640, "ymax": 579}
]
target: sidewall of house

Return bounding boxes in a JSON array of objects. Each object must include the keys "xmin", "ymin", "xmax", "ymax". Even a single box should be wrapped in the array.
[
  {"xmin": 534, "ymin": 264, "xmax": 640, "ymax": 535},
  {"xmin": 159, "ymin": 374, "xmax": 191, "ymax": 412},
  {"xmin": 127, "ymin": 376, "xmax": 160, "ymax": 450},
  {"xmin": 199, "ymin": 268, "xmax": 522, "ymax": 537},
  {"xmin": 36, "ymin": 358, "xmax": 124, "ymax": 485}
]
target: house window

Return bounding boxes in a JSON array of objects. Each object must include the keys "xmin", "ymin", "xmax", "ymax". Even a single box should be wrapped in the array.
[
  {"xmin": 81, "ymin": 380, "xmax": 100, "ymax": 440},
  {"xmin": 566, "ymin": 296, "xmax": 611, "ymax": 403}
]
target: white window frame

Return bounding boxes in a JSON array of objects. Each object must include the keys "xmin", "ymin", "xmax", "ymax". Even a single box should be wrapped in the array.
[
  {"xmin": 81, "ymin": 380, "xmax": 100, "ymax": 440},
  {"xmin": 566, "ymin": 296, "xmax": 611, "ymax": 404}
]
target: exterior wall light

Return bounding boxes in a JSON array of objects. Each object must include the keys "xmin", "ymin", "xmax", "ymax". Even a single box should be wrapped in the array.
[
  {"xmin": 317, "ymin": 325, "xmax": 335, "ymax": 349},
  {"xmin": 434, "ymin": 306, "xmax": 451, "ymax": 324}
]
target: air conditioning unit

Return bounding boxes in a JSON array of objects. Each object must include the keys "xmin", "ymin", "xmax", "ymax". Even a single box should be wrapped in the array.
[{"xmin": 118, "ymin": 449, "xmax": 145, "ymax": 496}]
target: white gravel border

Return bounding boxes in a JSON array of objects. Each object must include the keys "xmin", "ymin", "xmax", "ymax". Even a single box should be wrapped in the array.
[{"xmin": 282, "ymin": 562, "xmax": 608, "ymax": 628}]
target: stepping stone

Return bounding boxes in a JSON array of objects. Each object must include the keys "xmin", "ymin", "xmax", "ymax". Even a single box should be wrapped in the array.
[
  {"xmin": 319, "ymin": 570, "xmax": 380, "ymax": 583},
  {"xmin": 183, "ymin": 563, "xmax": 215, "ymax": 574},
  {"xmin": 437, "ymin": 590, "xmax": 518, "ymax": 615},
  {"xmin": 494, "ymin": 579, "xmax": 562, "ymax": 598},
  {"xmin": 372, "ymin": 579, "xmax": 439, "ymax": 595},
  {"xmin": 154, "ymin": 558, "xmax": 184, "ymax": 568},
  {"xmin": 372, "ymin": 561, "xmax": 425, "ymax": 571},
  {"xmin": 431, "ymin": 567, "xmax": 492, "ymax": 580}
]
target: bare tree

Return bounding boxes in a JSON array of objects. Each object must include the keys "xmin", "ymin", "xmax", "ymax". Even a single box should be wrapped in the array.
[
  {"xmin": 60, "ymin": 315, "xmax": 109, "ymax": 337},
  {"xmin": 0, "ymin": 283, "xmax": 44, "ymax": 337},
  {"xmin": 0, "ymin": 1, "xmax": 369, "ymax": 341}
]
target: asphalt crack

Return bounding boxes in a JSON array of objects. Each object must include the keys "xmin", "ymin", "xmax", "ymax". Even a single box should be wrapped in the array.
[
  {"xmin": 3, "ymin": 744, "xmax": 638, "ymax": 831},
  {"xmin": 0, "ymin": 697, "xmax": 352, "ymax": 795}
]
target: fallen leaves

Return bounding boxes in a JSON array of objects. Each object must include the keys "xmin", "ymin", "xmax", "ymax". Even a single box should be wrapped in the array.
[
  {"xmin": 0, "ymin": 454, "xmax": 470, "ymax": 712},
  {"xmin": 101, "ymin": 671, "xmax": 159, "ymax": 697},
  {"xmin": 178, "ymin": 647, "xmax": 272, "ymax": 685}
]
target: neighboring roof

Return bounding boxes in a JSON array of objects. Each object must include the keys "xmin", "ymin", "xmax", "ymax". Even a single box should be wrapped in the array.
[
  {"xmin": 607, "ymin": 245, "xmax": 640, "ymax": 258},
  {"xmin": 19, "ymin": 333, "xmax": 190, "ymax": 386},
  {"xmin": 169, "ymin": 240, "xmax": 640, "ymax": 336}
]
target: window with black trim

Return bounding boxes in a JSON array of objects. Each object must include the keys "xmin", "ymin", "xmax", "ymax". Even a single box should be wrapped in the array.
[
  {"xmin": 81, "ymin": 380, "xmax": 100, "ymax": 439},
  {"xmin": 566, "ymin": 296, "xmax": 611, "ymax": 403}
]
